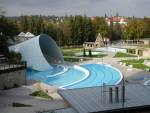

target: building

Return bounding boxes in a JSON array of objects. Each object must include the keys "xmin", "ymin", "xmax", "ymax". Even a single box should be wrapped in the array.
[
  {"xmin": 106, "ymin": 17, "xmax": 128, "ymax": 26},
  {"xmin": 56, "ymin": 84, "xmax": 150, "ymax": 113},
  {"xmin": 140, "ymin": 38, "xmax": 150, "ymax": 44},
  {"xmin": 15, "ymin": 32, "xmax": 35, "ymax": 43},
  {"xmin": 83, "ymin": 33, "xmax": 109, "ymax": 49}
]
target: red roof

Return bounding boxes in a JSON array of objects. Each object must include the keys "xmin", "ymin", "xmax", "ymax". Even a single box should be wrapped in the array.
[{"xmin": 107, "ymin": 17, "xmax": 128, "ymax": 22}]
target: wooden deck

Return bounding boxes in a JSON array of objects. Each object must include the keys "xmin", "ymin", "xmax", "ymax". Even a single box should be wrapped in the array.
[{"xmin": 58, "ymin": 84, "xmax": 150, "ymax": 113}]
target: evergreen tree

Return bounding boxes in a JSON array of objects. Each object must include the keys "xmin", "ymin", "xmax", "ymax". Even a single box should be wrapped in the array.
[
  {"xmin": 19, "ymin": 15, "xmax": 29, "ymax": 32},
  {"xmin": 29, "ymin": 16, "xmax": 37, "ymax": 35},
  {"xmin": 116, "ymin": 12, "xmax": 119, "ymax": 17},
  {"xmin": 83, "ymin": 48, "xmax": 86, "ymax": 57},
  {"xmin": 89, "ymin": 49, "xmax": 92, "ymax": 57},
  {"xmin": 36, "ymin": 15, "xmax": 45, "ymax": 35},
  {"xmin": 109, "ymin": 17, "xmax": 115, "ymax": 40},
  {"xmin": 114, "ymin": 21, "xmax": 122, "ymax": 40}
]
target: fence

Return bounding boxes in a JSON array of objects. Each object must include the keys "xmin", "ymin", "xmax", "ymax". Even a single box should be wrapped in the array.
[{"xmin": 0, "ymin": 60, "xmax": 27, "ymax": 74}]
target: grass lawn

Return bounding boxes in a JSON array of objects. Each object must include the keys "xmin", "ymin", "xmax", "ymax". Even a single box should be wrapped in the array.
[
  {"xmin": 113, "ymin": 52, "xmax": 137, "ymax": 58},
  {"xmin": 61, "ymin": 47, "xmax": 103, "ymax": 57},
  {"xmin": 62, "ymin": 51, "xmax": 77, "ymax": 56},
  {"xmin": 77, "ymin": 54, "xmax": 108, "ymax": 58},
  {"xmin": 133, "ymin": 44, "xmax": 150, "ymax": 48},
  {"xmin": 132, "ymin": 64, "xmax": 149, "ymax": 70},
  {"xmin": 119, "ymin": 59, "xmax": 150, "ymax": 70},
  {"xmin": 64, "ymin": 57, "xmax": 92, "ymax": 62},
  {"xmin": 30, "ymin": 90, "xmax": 53, "ymax": 99}
]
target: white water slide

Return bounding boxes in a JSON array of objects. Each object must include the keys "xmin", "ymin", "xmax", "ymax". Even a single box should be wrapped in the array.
[{"xmin": 9, "ymin": 34, "xmax": 64, "ymax": 71}]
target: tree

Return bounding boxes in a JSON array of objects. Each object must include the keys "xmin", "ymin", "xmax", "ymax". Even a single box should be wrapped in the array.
[
  {"xmin": 109, "ymin": 17, "xmax": 115, "ymax": 40},
  {"xmin": 36, "ymin": 15, "xmax": 45, "ymax": 34},
  {"xmin": 105, "ymin": 13, "xmax": 108, "ymax": 18},
  {"xmin": 122, "ymin": 18, "xmax": 147, "ymax": 40},
  {"xmin": 116, "ymin": 12, "xmax": 119, "ymax": 17},
  {"xmin": 89, "ymin": 49, "xmax": 92, "ymax": 57},
  {"xmin": 92, "ymin": 17, "xmax": 109, "ymax": 38},
  {"xmin": 83, "ymin": 48, "xmax": 86, "ymax": 57},
  {"xmin": 19, "ymin": 15, "xmax": 29, "ymax": 32},
  {"xmin": 29, "ymin": 16, "xmax": 37, "ymax": 35},
  {"xmin": 0, "ymin": 34, "xmax": 9, "ymax": 58},
  {"xmin": 114, "ymin": 21, "xmax": 122, "ymax": 40},
  {"xmin": 62, "ymin": 19, "xmax": 72, "ymax": 46},
  {"xmin": 44, "ymin": 22, "xmax": 57, "ymax": 40},
  {"xmin": 143, "ymin": 17, "xmax": 150, "ymax": 37}
]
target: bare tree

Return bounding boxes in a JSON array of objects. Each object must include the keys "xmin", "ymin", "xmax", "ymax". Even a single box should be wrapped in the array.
[{"xmin": 0, "ymin": 6, "xmax": 6, "ymax": 16}]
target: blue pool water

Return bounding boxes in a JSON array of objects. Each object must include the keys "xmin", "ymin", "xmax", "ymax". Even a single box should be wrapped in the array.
[
  {"xmin": 95, "ymin": 47, "xmax": 126, "ymax": 53},
  {"xmin": 27, "ymin": 63, "xmax": 122, "ymax": 89},
  {"xmin": 76, "ymin": 52, "xmax": 103, "ymax": 56},
  {"xmin": 145, "ymin": 79, "xmax": 150, "ymax": 85},
  {"xmin": 64, "ymin": 64, "xmax": 122, "ymax": 89},
  {"xmin": 27, "ymin": 67, "xmax": 85, "ymax": 87},
  {"xmin": 146, "ymin": 81, "xmax": 150, "ymax": 85}
]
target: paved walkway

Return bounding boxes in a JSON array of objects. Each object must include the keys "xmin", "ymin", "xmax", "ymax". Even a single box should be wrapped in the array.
[
  {"xmin": 0, "ymin": 50, "xmax": 150, "ymax": 113},
  {"xmin": 0, "ymin": 80, "xmax": 64, "ymax": 113}
]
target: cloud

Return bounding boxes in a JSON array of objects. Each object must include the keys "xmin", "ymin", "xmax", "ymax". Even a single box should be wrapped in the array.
[{"xmin": 0, "ymin": 0, "xmax": 149, "ymax": 17}]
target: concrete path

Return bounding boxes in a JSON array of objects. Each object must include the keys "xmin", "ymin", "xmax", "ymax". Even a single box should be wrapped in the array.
[
  {"xmin": 0, "ymin": 80, "xmax": 64, "ymax": 113},
  {"xmin": 0, "ymin": 49, "xmax": 150, "ymax": 113},
  {"xmin": 75, "ymin": 50, "xmax": 150, "ymax": 84}
]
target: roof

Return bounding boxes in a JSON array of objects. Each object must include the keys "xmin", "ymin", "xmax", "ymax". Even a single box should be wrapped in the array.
[
  {"xmin": 58, "ymin": 84, "xmax": 150, "ymax": 113},
  {"xmin": 18, "ymin": 32, "xmax": 35, "ymax": 37},
  {"xmin": 25, "ymin": 32, "xmax": 35, "ymax": 37},
  {"xmin": 18, "ymin": 32, "xmax": 25, "ymax": 37},
  {"xmin": 83, "ymin": 42, "xmax": 95, "ymax": 44}
]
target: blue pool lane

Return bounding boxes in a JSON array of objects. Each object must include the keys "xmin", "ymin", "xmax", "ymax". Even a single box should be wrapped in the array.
[
  {"xmin": 27, "ymin": 63, "xmax": 122, "ymax": 89},
  {"xmin": 64, "ymin": 64, "xmax": 122, "ymax": 89}
]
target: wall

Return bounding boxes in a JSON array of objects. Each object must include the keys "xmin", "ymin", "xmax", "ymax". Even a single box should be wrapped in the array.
[{"xmin": 0, "ymin": 68, "xmax": 26, "ymax": 90}]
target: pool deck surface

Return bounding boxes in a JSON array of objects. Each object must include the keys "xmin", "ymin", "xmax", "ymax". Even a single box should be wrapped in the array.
[{"xmin": 0, "ymin": 49, "xmax": 150, "ymax": 113}]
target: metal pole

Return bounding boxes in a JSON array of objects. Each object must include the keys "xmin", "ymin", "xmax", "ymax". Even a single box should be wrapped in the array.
[
  {"xmin": 122, "ymin": 86, "xmax": 125, "ymax": 102},
  {"xmin": 115, "ymin": 87, "xmax": 119, "ymax": 103},
  {"xmin": 109, "ymin": 87, "xmax": 113, "ymax": 104}
]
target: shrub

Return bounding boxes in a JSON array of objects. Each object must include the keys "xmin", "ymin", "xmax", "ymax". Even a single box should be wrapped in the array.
[
  {"xmin": 9, "ymin": 51, "xmax": 22, "ymax": 61},
  {"xmin": 138, "ymin": 50, "xmax": 143, "ymax": 56},
  {"xmin": 131, "ymin": 49, "xmax": 135, "ymax": 54},
  {"xmin": 30, "ymin": 90, "xmax": 53, "ymax": 99},
  {"xmin": 12, "ymin": 102, "xmax": 32, "ymax": 107},
  {"xmin": 127, "ymin": 49, "xmax": 131, "ymax": 53}
]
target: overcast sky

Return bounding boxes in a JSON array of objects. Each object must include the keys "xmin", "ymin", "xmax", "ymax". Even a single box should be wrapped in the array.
[{"xmin": 0, "ymin": 0, "xmax": 150, "ymax": 18}]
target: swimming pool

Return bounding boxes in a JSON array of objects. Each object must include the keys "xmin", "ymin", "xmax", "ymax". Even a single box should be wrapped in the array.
[
  {"xmin": 76, "ymin": 52, "xmax": 103, "ymax": 56},
  {"xmin": 95, "ymin": 47, "xmax": 126, "ymax": 53},
  {"xmin": 145, "ymin": 79, "xmax": 150, "ymax": 85},
  {"xmin": 27, "ymin": 63, "xmax": 122, "ymax": 89}
]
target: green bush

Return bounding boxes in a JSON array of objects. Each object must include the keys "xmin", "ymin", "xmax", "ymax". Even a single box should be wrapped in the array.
[
  {"xmin": 131, "ymin": 49, "xmax": 136, "ymax": 54},
  {"xmin": 138, "ymin": 50, "xmax": 143, "ymax": 56},
  {"xmin": 9, "ymin": 51, "xmax": 22, "ymax": 61},
  {"xmin": 127, "ymin": 49, "xmax": 132, "ymax": 53},
  {"xmin": 30, "ymin": 90, "xmax": 53, "ymax": 99},
  {"xmin": 12, "ymin": 102, "xmax": 32, "ymax": 107}
]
